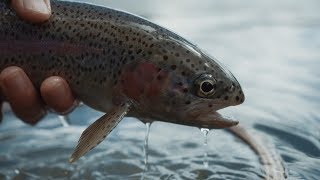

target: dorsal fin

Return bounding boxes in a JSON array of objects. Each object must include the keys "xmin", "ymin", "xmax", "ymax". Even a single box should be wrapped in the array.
[{"xmin": 69, "ymin": 103, "xmax": 130, "ymax": 163}]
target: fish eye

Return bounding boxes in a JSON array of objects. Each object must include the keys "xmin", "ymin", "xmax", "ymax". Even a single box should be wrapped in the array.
[
  {"xmin": 201, "ymin": 81, "xmax": 215, "ymax": 93},
  {"xmin": 195, "ymin": 74, "xmax": 217, "ymax": 97}
]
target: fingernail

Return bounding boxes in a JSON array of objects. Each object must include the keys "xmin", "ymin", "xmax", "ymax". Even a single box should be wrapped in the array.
[
  {"xmin": 50, "ymin": 78, "xmax": 69, "ymax": 98},
  {"xmin": 1, "ymin": 69, "xmax": 28, "ymax": 94},
  {"xmin": 41, "ymin": 77, "xmax": 75, "ymax": 114},
  {"xmin": 22, "ymin": 0, "xmax": 50, "ymax": 14}
]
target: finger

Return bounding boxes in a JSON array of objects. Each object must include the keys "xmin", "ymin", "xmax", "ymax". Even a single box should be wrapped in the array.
[
  {"xmin": 40, "ymin": 76, "xmax": 76, "ymax": 114},
  {"xmin": 0, "ymin": 66, "xmax": 46, "ymax": 124},
  {"xmin": 11, "ymin": 0, "xmax": 51, "ymax": 23}
]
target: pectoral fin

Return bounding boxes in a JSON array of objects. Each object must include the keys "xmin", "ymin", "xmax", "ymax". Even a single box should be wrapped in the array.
[{"xmin": 69, "ymin": 103, "xmax": 130, "ymax": 163}]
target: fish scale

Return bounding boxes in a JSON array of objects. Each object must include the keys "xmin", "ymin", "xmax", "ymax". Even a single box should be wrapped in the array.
[{"xmin": 0, "ymin": 0, "xmax": 245, "ymax": 163}]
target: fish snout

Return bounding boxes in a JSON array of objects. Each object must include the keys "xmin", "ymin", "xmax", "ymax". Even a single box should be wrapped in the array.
[
  {"xmin": 219, "ymin": 68, "xmax": 245, "ymax": 106},
  {"xmin": 229, "ymin": 83, "xmax": 245, "ymax": 106}
]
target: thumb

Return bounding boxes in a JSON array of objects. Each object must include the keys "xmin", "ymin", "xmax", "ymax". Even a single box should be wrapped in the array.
[{"xmin": 11, "ymin": 0, "xmax": 51, "ymax": 23}]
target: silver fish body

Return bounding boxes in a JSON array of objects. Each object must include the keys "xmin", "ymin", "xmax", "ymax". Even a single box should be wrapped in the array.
[{"xmin": 0, "ymin": 0, "xmax": 245, "ymax": 162}]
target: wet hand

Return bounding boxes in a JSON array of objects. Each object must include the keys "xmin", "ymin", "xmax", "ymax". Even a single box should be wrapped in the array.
[{"xmin": 0, "ymin": 0, "xmax": 76, "ymax": 124}]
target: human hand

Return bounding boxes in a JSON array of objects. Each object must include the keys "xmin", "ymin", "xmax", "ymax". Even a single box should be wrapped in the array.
[{"xmin": 0, "ymin": 0, "xmax": 76, "ymax": 124}]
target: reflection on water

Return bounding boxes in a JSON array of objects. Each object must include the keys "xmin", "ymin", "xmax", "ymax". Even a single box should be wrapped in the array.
[{"xmin": 1, "ymin": 0, "xmax": 319, "ymax": 179}]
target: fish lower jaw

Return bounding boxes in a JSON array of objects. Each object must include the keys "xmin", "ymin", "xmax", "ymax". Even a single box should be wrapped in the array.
[
  {"xmin": 204, "ymin": 114, "xmax": 238, "ymax": 129},
  {"xmin": 180, "ymin": 111, "xmax": 239, "ymax": 129}
]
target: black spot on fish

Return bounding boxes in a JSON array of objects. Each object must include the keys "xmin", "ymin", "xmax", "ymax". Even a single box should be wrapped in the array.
[
  {"xmin": 136, "ymin": 49, "xmax": 142, "ymax": 54},
  {"xmin": 171, "ymin": 65, "xmax": 177, "ymax": 70},
  {"xmin": 182, "ymin": 88, "xmax": 188, "ymax": 93}
]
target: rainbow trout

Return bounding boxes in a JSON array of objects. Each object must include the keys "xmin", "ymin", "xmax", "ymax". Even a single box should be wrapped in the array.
[{"xmin": 0, "ymin": 0, "xmax": 245, "ymax": 162}]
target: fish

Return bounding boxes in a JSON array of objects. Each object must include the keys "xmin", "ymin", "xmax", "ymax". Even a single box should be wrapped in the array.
[{"xmin": 0, "ymin": 0, "xmax": 245, "ymax": 163}]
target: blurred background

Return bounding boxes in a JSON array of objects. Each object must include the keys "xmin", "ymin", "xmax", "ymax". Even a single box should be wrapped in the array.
[{"xmin": 0, "ymin": 0, "xmax": 319, "ymax": 179}]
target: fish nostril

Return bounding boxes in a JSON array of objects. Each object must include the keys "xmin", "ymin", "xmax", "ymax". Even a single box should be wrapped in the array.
[{"xmin": 228, "ymin": 84, "xmax": 235, "ymax": 92}]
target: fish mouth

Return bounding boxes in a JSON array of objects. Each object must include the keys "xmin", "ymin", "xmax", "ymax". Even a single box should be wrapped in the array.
[
  {"xmin": 172, "ymin": 101, "xmax": 239, "ymax": 129},
  {"xmin": 195, "ymin": 111, "xmax": 239, "ymax": 129},
  {"xmin": 180, "ymin": 111, "xmax": 239, "ymax": 129}
]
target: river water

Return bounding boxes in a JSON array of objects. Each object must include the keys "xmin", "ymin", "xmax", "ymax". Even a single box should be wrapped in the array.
[{"xmin": 0, "ymin": 0, "xmax": 319, "ymax": 179}]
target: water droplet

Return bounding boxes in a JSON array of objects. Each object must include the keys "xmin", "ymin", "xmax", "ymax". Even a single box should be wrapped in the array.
[
  {"xmin": 141, "ymin": 122, "xmax": 152, "ymax": 179},
  {"xmin": 144, "ymin": 122, "xmax": 151, "ymax": 166},
  {"xmin": 201, "ymin": 128, "xmax": 210, "ymax": 168},
  {"xmin": 58, "ymin": 115, "xmax": 71, "ymax": 127}
]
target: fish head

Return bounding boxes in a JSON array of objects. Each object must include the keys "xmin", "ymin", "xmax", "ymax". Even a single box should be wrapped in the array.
[{"xmin": 122, "ymin": 38, "xmax": 244, "ymax": 129}]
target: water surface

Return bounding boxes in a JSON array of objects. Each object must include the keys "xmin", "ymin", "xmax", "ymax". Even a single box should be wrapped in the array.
[{"xmin": 0, "ymin": 0, "xmax": 319, "ymax": 179}]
